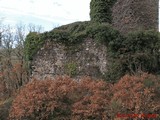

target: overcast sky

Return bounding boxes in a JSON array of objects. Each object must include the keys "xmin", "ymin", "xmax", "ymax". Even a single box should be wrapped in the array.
[{"xmin": 0, "ymin": 0, "xmax": 91, "ymax": 31}]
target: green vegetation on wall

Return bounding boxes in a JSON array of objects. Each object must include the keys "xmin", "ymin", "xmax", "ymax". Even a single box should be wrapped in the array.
[
  {"xmin": 42, "ymin": 22, "xmax": 121, "ymax": 46},
  {"xmin": 24, "ymin": 20, "xmax": 160, "ymax": 83},
  {"xmin": 90, "ymin": 0, "xmax": 117, "ymax": 23},
  {"xmin": 24, "ymin": 22, "xmax": 121, "ymax": 62},
  {"xmin": 41, "ymin": 22, "xmax": 89, "ymax": 46},
  {"xmin": 106, "ymin": 30, "xmax": 160, "ymax": 81},
  {"xmin": 24, "ymin": 32, "xmax": 44, "ymax": 60},
  {"xmin": 64, "ymin": 61, "xmax": 77, "ymax": 77},
  {"xmin": 86, "ymin": 23, "xmax": 122, "ymax": 45}
]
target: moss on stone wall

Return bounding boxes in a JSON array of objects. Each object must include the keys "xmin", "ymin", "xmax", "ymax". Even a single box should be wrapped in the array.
[
  {"xmin": 25, "ymin": 22, "xmax": 160, "ymax": 82},
  {"xmin": 43, "ymin": 22, "xmax": 121, "ymax": 46},
  {"xmin": 41, "ymin": 21, "xmax": 89, "ymax": 46},
  {"xmin": 24, "ymin": 21, "xmax": 121, "ymax": 61}
]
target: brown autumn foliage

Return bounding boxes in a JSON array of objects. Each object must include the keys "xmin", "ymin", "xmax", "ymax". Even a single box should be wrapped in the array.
[
  {"xmin": 0, "ymin": 73, "xmax": 7, "ymax": 100},
  {"xmin": 72, "ymin": 79, "xmax": 112, "ymax": 120},
  {"xmin": 111, "ymin": 73, "xmax": 160, "ymax": 119},
  {"xmin": 8, "ymin": 73, "xmax": 160, "ymax": 120},
  {"xmin": 8, "ymin": 77, "xmax": 112, "ymax": 120},
  {"xmin": 0, "ymin": 63, "xmax": 29, "ymax": 99}
]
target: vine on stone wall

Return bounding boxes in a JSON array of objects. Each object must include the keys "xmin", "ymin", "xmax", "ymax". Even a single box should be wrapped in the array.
[{"xmin": 90, "ymin": 0, "xmax": 117, "ymax": 23}]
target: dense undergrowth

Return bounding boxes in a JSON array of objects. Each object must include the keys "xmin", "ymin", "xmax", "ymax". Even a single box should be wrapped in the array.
[
  {"xmin": 8, "ymin": 73, "xmax": 160, "ymax": 120},
  {"xmin": 105, "ymin": 30, "xmax": 160, "ymax": 81}
]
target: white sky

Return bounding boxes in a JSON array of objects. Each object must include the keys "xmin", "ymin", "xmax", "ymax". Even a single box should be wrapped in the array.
[{"xmin": 0, "ymin": 0, "xmax": 91, "ymax": 31}]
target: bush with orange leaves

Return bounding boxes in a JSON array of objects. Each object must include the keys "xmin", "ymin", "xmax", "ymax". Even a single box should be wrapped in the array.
[
  {"xmin": 8, "ymin": 73, "xmax": 160, "ymax": 120},
  {"xmin": 111, "ymin": 73, "xmax": 160, "ymax": 119},
  {"xmin": 72, "ymin": 78, "xmax": 113, "ymax": 120},
  {"xmin": 8, "ymin": 76, "xmax": 113, "ymax": 120},
  {"xmin": 0, "ymin": 63, "xmax": 29, "ymax": 99},
  {"xmin": 0, "ymin": 72, "xmax": 7, "ymax": 100}
]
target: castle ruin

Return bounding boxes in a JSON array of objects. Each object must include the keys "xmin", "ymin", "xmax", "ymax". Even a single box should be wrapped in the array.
[{"xmin": 112, "ymin": 0, "xmax": 159, "ymax": 34}]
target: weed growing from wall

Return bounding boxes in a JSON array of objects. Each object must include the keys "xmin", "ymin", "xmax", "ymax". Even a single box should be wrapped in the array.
[{"xmin": 64, "ymin": 62, "xmax": 77, "ymax": 77}]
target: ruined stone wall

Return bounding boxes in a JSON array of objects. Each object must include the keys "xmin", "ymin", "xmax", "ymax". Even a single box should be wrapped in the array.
[
  {"xmin": 31, "ymin": 39, "xmax": 108, "ymax": 80},
  {"xmin": 31, "ymin": 0, "xmax": 159, "ymax": 79},
  {"xmin": 112, "ymin": 0, "xmax": 159, "ymax": 34}
]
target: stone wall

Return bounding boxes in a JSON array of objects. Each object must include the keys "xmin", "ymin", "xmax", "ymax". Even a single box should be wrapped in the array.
[
  {"xmin": 112, "ymin": 0, "xmax": 159, "ymax": 34},
  {"xmin": 31, "ymin": 39, "xmax": 108, "ymax": 80},
  {"xmin": 31, "ymin": 0, "xmax": 159, "ymax": 79}
]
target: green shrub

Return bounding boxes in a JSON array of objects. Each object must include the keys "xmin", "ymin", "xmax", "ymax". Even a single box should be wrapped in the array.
[
  {"xmin": 106, "ymin": 30, "xmax": 160, "ymax": 81},
  {"xmin": 86, "ymin": 23, "xmax": 122, "ymax": 46},
  {"xmin": 103, "ymin": 59, "xmax": 126, "ymax": 82},
  {"xmin": 123, "ymin": 30, "xmax": 160, "ymax": 73},
  {"xmin": 24, "ymin": 32, "xmax": 44, "ymax": 60},
  {"xmin": 65, "ymin": 62, "xmax": 77, "ymax": 77}
]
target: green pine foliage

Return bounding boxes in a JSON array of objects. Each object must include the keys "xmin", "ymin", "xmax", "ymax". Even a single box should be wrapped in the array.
[{"xmin": 90, "ymin": 0, "xmax": 117, "ymax": 23}]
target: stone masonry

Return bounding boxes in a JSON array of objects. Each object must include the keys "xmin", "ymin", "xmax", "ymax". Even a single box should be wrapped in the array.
[
  {"xmin": 112, "ymin": 0, "xmax": 159, "ymax": 34},
  {"xmin": 31, "ymin": 39, "xmax": 108, "ymax": 80}
]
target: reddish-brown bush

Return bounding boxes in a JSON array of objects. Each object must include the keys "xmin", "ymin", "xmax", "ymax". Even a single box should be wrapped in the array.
[
  {"xmin": 0, "ymin": 72, "xmax": 8, "ymax": 100},
  {"xmin": 72, "ymin": 78, "xmax": 113, "ymax": 120},
  {"xmin": 111, "ymin": 73, "xmax": 160, "ymax": 119},
  {"xmin": 0, "ymin": 63, "xmax": 29, "ymax": 98},
  {"xmin": 8, "ymin": 77, "xmax": 112, "ymax": 120},
  {"xmin": 8, "ymin": 73, "xmax": 160, "ymax": 120}
]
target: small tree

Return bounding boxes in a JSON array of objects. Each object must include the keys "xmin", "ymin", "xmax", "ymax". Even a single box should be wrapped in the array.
[
  {"xmin": 90, "ymin": 0, "xmax": 117, "ymax": 23},
  {"xmin": 0, "ymin": 23, "xmax": 43, "ymax": 98}
]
